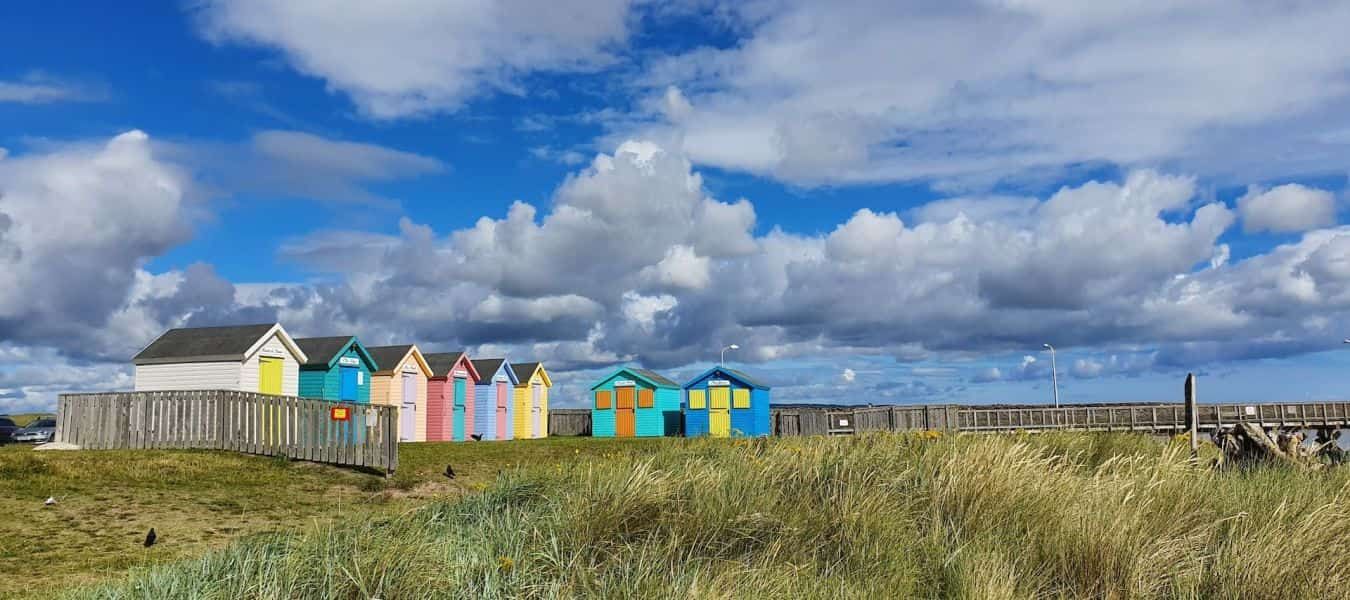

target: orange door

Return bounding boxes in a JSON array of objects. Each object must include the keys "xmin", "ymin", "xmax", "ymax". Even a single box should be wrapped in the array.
[{"xmin": 615, "ymin": 386, "xmax": 636, "ymax": 437}]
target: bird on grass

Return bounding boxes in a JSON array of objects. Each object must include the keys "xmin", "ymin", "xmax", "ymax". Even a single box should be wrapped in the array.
[
  {"xmin": 444, "ymin": 464, "xmax": 456, "ymax": 480},
  {"xmin": 44, "ymin": 497, "xmax": 56, "ymax": 506},
  {"xmin": 144, "ymin": 528, "xmax": 157, "ymax": 548},
  {"xmin": 470, "ymin": 434, "xmax": 482, "ymax": 442}
]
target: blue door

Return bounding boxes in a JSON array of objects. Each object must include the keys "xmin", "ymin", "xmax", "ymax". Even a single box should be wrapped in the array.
[
  {"xmin": 339, "ymin": 367, "xmax": 358, "ymax": 401},
  {"xmin": 452, "ymin": 377, "xmax": 466, "ymax": 441}
]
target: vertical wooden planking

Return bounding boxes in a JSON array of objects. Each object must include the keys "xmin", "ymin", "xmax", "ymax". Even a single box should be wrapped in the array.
[
  {"xmin": 366, "ymin": 406, "xmax": 377, "ymax": 470},
  {"xmin": 340, "ymin": 406, "xmax": 350, "ymax": 466},
  {"xmin": 222, "ymin": 394, "xmax": 233, "ymax": 453},
  {"xmin": 286, "ymin": 395, "xmax": 296, "ymax": 460},
  {"xmin": 257, "ymin": 394, "xmax": 269, "ymax": 456},
  {"xmin": 266, "ymin": 394, "xmax": 278, "ymax": 456},
  {"xmin": 312, "ymin": 398, "xmax": 322, "ymax": 463},
  {"xmin": 355, "ymin": 405, "xmax": 366, "ymax": 467},
  {"xmin": 237, "ymin": 393, "xmax": 247, "ymax": 454},
  {"xmin": 305, "ymin": 397, "xmax": 315, "ymax": 462},
  {"xmin": 144, "ymin": 396, "xmax": 154, "ymax": 449}
]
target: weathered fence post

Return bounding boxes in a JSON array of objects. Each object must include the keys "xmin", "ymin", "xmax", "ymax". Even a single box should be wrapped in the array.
[{"xmin": 1184, "ymin": 373, "xmax": 1198, "ymax": 459}]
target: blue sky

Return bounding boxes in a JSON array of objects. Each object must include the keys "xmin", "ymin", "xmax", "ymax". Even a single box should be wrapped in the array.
[{"xmin": 4, "ymin": 1, "xmax": 1350, "ymax": 412}]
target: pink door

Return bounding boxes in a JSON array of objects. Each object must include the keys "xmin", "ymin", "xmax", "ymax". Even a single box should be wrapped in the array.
[{"xmin": 495, "ymin": 382, "xmax": 508, "ymax": 439}]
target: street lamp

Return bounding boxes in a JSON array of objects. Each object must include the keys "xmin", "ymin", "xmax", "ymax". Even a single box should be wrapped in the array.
[
  {"xmin": 720, "ymin": 344, "xmax": 739, "ymax": 366},
  {"xmin": 1043, "ymin": 343, "xmax": 1060, "ymax": 408}
]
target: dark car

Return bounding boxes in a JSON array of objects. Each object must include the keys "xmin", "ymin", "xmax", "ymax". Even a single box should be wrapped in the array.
[
  {"xmin": 0, "ymin": 417, "xmax": 18, "ymax": 443},
  {"xmin": 12, "ymin": 418, "xmax": 56, "ymax": 444}
]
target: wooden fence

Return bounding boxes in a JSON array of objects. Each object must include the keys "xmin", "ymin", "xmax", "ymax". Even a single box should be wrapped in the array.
[
  {"xmin": 56, "ymin": 391, "xmax": 399, "ymax": 473},
  {"xmin": 548, "ymin": 409, "xmax": 592, "ymax": 436}
]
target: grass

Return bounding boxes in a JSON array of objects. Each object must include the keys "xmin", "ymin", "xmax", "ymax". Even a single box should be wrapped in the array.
[
  {"xmin": 47, "ymin": 432, "xmax": 1350, "ymax": 599},
  {"xmin": 0, "ymin": 436, "xmax": 652, "ymax": 598}
]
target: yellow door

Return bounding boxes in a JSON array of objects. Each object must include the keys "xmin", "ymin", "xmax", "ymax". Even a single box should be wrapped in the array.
[
  {"xmin": 259, "ymin": 357, "xmax": 283, "ymax": 445},
  {"xmin": 709, "ymin": 387, "xmax": 730, "ymax": 437},
  {"xmin": 259, "ymin": 358, "xmax": 282, "ymax": 394}
]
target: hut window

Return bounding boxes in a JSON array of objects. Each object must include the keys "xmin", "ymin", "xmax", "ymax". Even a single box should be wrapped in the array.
[
  {"xmin": 595, "ymin": 390, "xmax": 612, "ymax": 410},
  {"xmin": 638, "ymin": 389, "xmax": 654, "ymax": 408},
  {"xmin": 733, "ymin": 389, "xmax": 750, "ymax": 409},
  {"xmin": 688, "ymin": 389, "xmax": 706, "ymax": 409}
]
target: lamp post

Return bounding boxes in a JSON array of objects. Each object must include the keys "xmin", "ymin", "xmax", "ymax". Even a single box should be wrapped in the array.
[
  {"xmin": 720, "ymin": 344, "xmax": 739, "ymax": 367},
  {"xmin": 1043, "ymin": 343, "xmax": 1060, "ymax": 408}
]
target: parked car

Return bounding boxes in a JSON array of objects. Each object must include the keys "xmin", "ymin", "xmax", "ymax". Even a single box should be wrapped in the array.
[
  {"xmin": 0, "ymin": 417, "xmax": 18, "ymax": 443},
  {"xmin": 12, "ymin": 418, "xmax": 56, "ymax": 444}
]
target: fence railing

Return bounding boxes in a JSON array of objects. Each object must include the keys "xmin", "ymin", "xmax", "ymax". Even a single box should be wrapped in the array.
[
  {"xmin": 56, "ymin": 391, "xmax": 399, "ymax": 473},
  {"xmin": 954, "ymin": 402, "xmax": 1350, "ymax": 433},
  {"xmin": 550, "ymin": 401, "xmax": 1350, "ymax": 437}
]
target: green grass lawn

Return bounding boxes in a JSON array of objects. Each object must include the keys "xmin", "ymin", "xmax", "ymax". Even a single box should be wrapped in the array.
[
  {"xmin": 0, "ymin": 436, "xmax": 654, "ymax": 599},
  {"xmin": 10, "ymin": 433, "xmax": 1350, "ymax": 599}
]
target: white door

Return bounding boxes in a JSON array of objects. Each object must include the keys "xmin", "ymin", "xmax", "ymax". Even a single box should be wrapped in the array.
[
  {"xmin": 531, "ymin": 383, "xmax": 542, "ymax": 437},
  {"xmin": 400, "ymin": 374, "xmax": 417, "ymax": 442}
]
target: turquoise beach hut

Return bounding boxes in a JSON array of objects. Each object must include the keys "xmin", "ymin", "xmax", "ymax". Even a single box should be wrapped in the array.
[
  {"xmin": 590, "ymin": 367, "xmax": 681, "ymax": 438},
  {"xmin": 295, "ymin": 336, "xmax": 377, "ymax": 403},
  {"xmin": 683, "ymin": 366, "xmax": 770, "ymax": 437}
]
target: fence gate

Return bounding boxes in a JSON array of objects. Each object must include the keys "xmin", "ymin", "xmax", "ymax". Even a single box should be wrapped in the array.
[{"xmin": 826, "ymin": 410, "xmax": 856, "ymax": 435}]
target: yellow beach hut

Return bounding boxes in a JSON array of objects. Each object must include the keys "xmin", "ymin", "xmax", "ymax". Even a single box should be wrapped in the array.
[{"xmin": 509, "ymin": 362, "xmax": 551, "ymax": 439}]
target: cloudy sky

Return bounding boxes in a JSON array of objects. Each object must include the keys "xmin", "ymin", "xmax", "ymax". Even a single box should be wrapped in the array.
[{"xmin": 5, "ymin": 1, "xmax": 1350, "ymax": 412}]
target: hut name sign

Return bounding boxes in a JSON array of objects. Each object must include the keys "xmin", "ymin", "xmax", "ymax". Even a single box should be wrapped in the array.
[
  {"xmin": 453, "ymin": 369, "xmax": 468, "ymax": 378},
  {"xmin": 614, "ymin": 380, "xmax": 636, "ymax": 387},
  {"xmin": 709, "ymin": 379, "xmax": 731, "ymax": 387},
  {"xmin": 338, "ymin": 356, "xmax": 360, "ymax": 367}
]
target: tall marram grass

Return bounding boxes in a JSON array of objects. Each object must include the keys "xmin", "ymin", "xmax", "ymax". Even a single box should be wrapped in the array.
[{"xmin": 72, "ymin": 433, "xmax": 1350, "ymax": 599}]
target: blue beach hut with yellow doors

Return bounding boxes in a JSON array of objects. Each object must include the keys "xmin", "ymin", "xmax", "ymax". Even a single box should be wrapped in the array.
[
  {"xmin": 591, "ymin": 367, "xmax": 682, "ymax": 438},
  {"xmin": 683, "ymin": 367, "xmax": 770, "ymax": 437},
  {"xmin": 294, "ymin": 336, "xmax": 377, "ymax": 403}
]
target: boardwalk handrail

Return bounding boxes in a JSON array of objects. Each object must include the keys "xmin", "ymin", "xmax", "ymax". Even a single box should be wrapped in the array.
[
  {"xmin": 954, "ymin": 401, "xmax": 1350, "ymax": 433},
  {"xmin": 56, "ymin": 390, "xmax": 399, "ymax": 473}
]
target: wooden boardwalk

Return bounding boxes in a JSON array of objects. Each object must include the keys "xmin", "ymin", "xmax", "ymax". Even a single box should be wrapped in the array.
[{"xmin": 56, "ymin": 391, "xmax": 400, "ymax": 473}]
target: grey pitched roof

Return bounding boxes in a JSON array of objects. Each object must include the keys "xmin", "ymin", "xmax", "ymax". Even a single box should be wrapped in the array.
[
  {"xmin": 511, "ymin": 362, "xmax": 540, "ymax": 382},
  {"xmin": 294, "ymin": 336, "xmax": 355, "ymax": 367},
  {"xmin": 366, "ymin": 345, "xmax": 415, "ymax": 374},
  {"xmin": 423, "ymin": 352, "xmax": 466, "ymax": 377},
  {"xmin": 719, "ymin": 367, "xmax": 769, "ymax": 389},
  {"xmin": 631, "ymin": 368, "xmax": 680, "ymax": 388},
  {"xmin": 133, "ymin": 324, "xmax": 277, "ymax": 365},
  {"xmin": 471, "ymin": 358, "xmax": 505, "ymax": 381}
]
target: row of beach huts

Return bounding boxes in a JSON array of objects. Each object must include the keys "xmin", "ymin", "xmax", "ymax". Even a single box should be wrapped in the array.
[{"xmin": 131, "ymin": 323, "xmax": 771, "ymax": 441}]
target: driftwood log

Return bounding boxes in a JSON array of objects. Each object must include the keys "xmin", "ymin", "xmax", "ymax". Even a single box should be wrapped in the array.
[{"xmin": 1212, "ymin": 424, "xmax": 1345, "ymax": 469}]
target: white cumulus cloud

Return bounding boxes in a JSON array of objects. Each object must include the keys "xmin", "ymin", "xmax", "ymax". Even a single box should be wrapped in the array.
[
  {"xmin": 627, "ymin": 1, "xmax": 1350, "ymax": 187},
  {"xmin": 1238, "ymin": 183, "xmax": 1338, "ymax": 233},
  {"xmin": 193, "ymin": 0, "xmax": 636, "ymax": 118}
]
